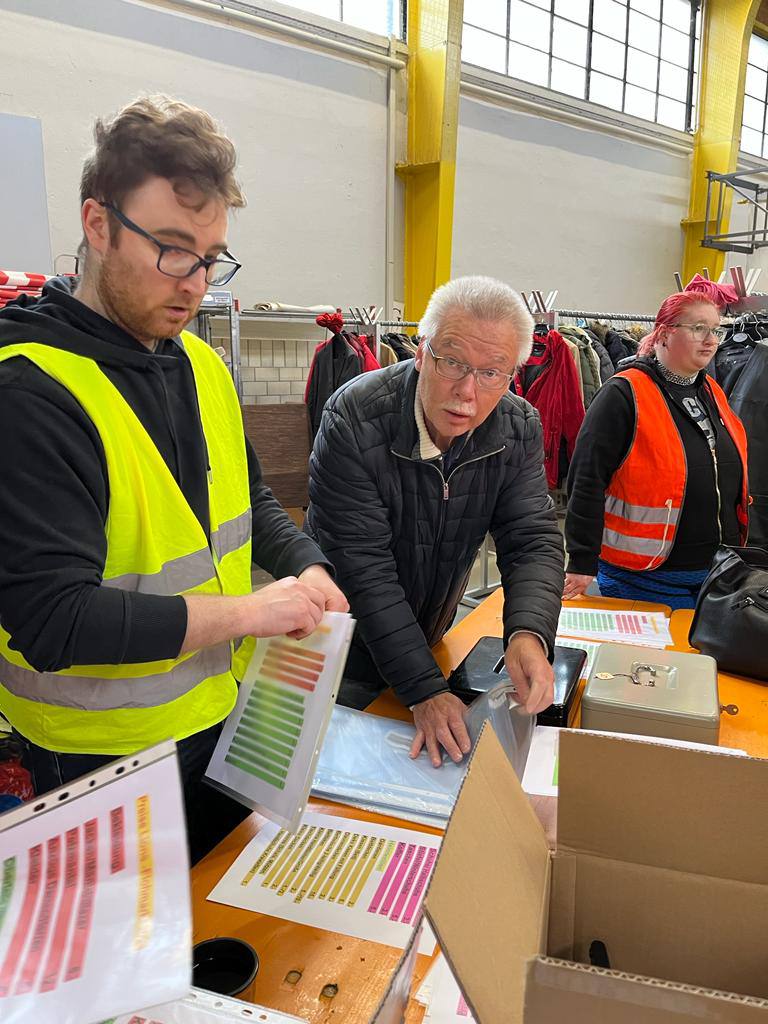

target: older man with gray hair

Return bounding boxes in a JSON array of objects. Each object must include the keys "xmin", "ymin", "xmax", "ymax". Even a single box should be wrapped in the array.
[{"xmin": 305, "ymin": 275, "xmax": 564, "ymax": 766}]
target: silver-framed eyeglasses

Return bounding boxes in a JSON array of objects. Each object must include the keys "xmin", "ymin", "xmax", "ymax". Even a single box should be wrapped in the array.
[
  {"xmin": 426, "ymin": 340, "xmax": 513, "ymax": 391},
  {"xmin": 102, "ymin": 202, "xmax": 241, "ymax": 286},
  {"xmin": 669, "ymin": 323, "xmax": 726, "ymax": 342}
]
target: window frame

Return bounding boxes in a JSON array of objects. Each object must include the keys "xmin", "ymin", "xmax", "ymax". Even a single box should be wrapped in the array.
[
  {"xmin": 741, "ymin": 29, "xmax": 768, "ymax": 161},
  {"xmin": 461, "ymin": 0, "xmax": 701, "ymax": 133}
]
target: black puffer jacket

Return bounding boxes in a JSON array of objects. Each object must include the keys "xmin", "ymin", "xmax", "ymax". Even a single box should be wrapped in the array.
[{"xmin": 305, "ymin": 362, "xmax": 564, "ymax": 706}]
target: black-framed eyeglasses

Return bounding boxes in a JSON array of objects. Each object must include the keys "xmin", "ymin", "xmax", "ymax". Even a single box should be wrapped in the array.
[
  {"xmin": 426, "ymin": 339, "xmax": 513, "ymax": 391},
  {"xmin": 102, "ymin": 202, "xmax": 241, "ymax": 287}
]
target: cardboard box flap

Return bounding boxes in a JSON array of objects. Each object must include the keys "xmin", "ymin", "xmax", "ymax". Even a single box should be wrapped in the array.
[
  {"xmin": 557, "ymin": 731, "xmax": 768, "ymax": 884},
  {"xmin": 424, "ymin": 725, "xmax": 550, "ymax": 1024},
  {"xmin": 524, "ymin": 957, "xmax": 768, "ymax": 1023}
]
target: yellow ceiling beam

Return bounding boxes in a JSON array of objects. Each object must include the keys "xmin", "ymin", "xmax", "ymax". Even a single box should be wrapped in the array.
[
  {"xmin": 398, "ymin": 0, "xmax": 464, "ymax": 323},
  {"xmin": 683, "ymin": 0, "xmax": 761, "ymax": 282}
]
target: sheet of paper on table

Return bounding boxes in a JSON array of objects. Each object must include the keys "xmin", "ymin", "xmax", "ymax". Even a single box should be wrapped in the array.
[
  {"xmin": 415, "ymin": 953, "xmax": 476, "ymax": 1022},
  {"xmin": 207, "ymin": 811, "xmax": 439, "ymax": 955},
  {"xmin": 106, "ymin": 986, "xmax": 308, "ymax": 1023},
  {"xmin": 558, "ymin": 607, "xmax": 673, "ymax": 649},
  {"xmin": 0, "ymin": 743, "xmax": 190, "ymax": 1024},
  {"xmin": 553, "ymin": 636, "xmax": 601, "ymax": 679},
  {"xmin": 522, "ymin": 725, "xmax": 748, "ymax": 799},
  {"xmin": 206, "ymin": 611, "xmax": 355, "ymax": 831}
]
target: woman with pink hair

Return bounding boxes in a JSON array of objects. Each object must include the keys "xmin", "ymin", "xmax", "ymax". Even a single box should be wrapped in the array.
[{"xmin": 563, "ymin": 291, "xmax": 750, "ymax": 608}]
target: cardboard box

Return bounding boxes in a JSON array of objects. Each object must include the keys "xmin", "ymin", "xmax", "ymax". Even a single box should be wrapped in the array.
[{"xmin": 424, "ymin": 726, "xmax": 768, "ymax": 1023}]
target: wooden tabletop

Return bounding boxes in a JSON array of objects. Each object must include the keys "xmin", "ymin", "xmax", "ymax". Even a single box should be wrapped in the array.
[
  {"xmin": 670, "ymin": 609, "xmax": 768, "ymax": 759},
  {"xmin": 190, "ymin": 592, "xmax": 760, "ymax": 1022}
]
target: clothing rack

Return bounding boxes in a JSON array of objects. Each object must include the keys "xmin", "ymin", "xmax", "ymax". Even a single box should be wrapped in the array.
[
  {"xmin": 555, "ymin": 309, "xmax": 656, "ymax": 323},
  {"xmin": 373, "ymin": 320, "xmax": 419, "ymax": 361},
  {"xmin": 197, "ymin": 305, "xmax": 383, "ymax": 396}
]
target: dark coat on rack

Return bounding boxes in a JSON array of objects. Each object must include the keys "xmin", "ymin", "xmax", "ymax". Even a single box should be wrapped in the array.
[
  {"xmin": 381, "ymin": 332, "xmax": 417, "ymax": 361},
  {"xmin": 305, "ymin": 333, "xmax": 363, "ymax": 438},
  {"xmin": 714, "ymin": 337, "xmax": 756, "ymax": 395},
  {"xmin": 587, "ymin": 333, "xmax": 615, "ymax": 382},
  {"xmin": 724, "ymin": 341, "xmax": 768, "ymax": 548},
  {"xmin": 304, "ymin": 361, "xmax": 564, "ymax": 707},
  {"xmin": 603, "ymin": 329, "xmax": 637, "ymax": 367}
]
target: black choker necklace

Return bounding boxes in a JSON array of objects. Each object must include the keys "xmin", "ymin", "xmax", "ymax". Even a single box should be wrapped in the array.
[{"xmin": 654, "ymin": 357, "xmax": 698, "ymax": 386}]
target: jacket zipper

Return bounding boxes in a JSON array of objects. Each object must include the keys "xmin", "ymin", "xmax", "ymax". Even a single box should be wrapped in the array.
[
  {"xmin": 732, "ymin": 584, "xmax": 768, "ymax": 611},
  {"xmin": 391, "ymin": 445, "xmax": 505, "ymax": 632},
  {"xmin": 391, "ymin": 445, "xmax": 505, "ymax": 501},
  {"xmin": 445, "ymin": 448, "xmax": 505, "ymax": 491},
  {"xmin": 711, "ymin": 447, "xmax": 723, "ymax": 544}
]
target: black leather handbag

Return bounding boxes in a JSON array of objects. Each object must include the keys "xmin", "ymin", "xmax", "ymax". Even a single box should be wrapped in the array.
[{"xmin": 689, "ymin": 545, "xmax": 768, "ymax": 681}]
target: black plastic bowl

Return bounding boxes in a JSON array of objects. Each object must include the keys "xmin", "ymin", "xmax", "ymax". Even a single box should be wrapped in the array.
[{"xmin": 192, "ymin": 937, "xmax": 259, "ymax": 996}]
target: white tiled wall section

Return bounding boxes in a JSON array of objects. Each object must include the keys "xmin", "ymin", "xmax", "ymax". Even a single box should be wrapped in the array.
[{"xmin": 211, "ymin": 326, "xmax": 321, "ymax": 405}]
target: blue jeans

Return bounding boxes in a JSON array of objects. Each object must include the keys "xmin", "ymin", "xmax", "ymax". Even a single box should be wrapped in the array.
[{"xmin": 596, "ymin": 560, "xmax": 709, "ymax": 610}]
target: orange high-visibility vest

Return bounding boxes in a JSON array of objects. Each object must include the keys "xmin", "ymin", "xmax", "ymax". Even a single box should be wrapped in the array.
[{"xmin": 600, "ymin": 368, "xmax": 749, "ymax": 572}]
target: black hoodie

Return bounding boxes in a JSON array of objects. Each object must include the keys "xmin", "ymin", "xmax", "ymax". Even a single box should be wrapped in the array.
[
  {"xmin": 0, "ymin": 278, "xmax": 327, "ymax": 673},
  {"xmin": 565, "ymin": 357, "xmax": 744, "ymax": 576}
]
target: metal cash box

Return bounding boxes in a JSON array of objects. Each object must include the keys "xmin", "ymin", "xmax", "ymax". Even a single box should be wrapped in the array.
[{"xmin": 582, "ymin": 643, "xmax": 721, "ymax": 744}]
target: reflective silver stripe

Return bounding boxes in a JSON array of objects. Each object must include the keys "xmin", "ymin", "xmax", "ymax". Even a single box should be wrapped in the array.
[
  {"xmin": 102, "ymin": 509, "xmax": 251, "ymax": 595},
  {"xmin": 212, "ymin": 508, "xmax": 252, "ymax": 562},
  {"xmin": 604, "ymin": 495, "xmax": 680, "ymax": 526},
  {"xmin": 601, "ymin": 529, "xmax": 673, "ymax": 557},
  {"xmin": 104, "ymin": 547, "xmax": 215, "ymax": 596},
  {"xmin": 0, "ymin": 644, "xmax": 231, "ymax": 711}
]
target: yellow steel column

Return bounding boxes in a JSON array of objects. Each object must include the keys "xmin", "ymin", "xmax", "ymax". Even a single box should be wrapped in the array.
[
  {"xmin": 682, "ymin": 0, "xmax": 761, "ymax": 282},
  {"xmin": 398, "ymin": 0, "xmax": 464, "ymax": 322}
]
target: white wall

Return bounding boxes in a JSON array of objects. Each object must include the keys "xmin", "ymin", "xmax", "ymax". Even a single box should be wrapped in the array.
[
  {"xmin": 453, "ymin": 94, "xmax": 692, "ymax": 314},
  {"xmin": 0, "ymin": 0, "xmax": 391, "ymax": 311},
  {"xmin": 0, "ymin": 3, "xmax": 703, "ymax": 349}
]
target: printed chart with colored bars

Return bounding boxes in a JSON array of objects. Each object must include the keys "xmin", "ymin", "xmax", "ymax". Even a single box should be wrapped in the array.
[
  {"xmin": 207, "ymin": 611, "xmax": 354, "ymax": 830},
  {"xmin": 0, "ymin": 744, "xmax": 190, "ymax": 1024},
  {"xmin": 208, "ymin": 811, "xmax": 440, "ymax": 955},
  {"xmin": 558, "ymin": 607, "xmax": 672, "ymax": 648}
]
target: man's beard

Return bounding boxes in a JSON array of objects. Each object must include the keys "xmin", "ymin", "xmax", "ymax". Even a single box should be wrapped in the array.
[{"xmin": 96, "ymin": 255, "xmax": 196, "ymax": 348}]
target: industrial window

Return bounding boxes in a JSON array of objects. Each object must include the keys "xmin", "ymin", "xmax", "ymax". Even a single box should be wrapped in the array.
[
  {"xmin": 268, "ymin": 0, "xmax": 405, "ymax": 38},
  {"xmin": 462, "ymin": 0, "xmax": 702, "ymax": 132},
  {"xmin": 741, "ymin": 33, "xmax": 768, "ymax": 158}
]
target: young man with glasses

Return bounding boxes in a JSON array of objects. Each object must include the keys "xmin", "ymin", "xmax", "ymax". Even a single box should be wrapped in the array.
[
  {"xmin": 305, "ymin": 276, "xmax": 564, "ymax": 767},
  {"xmin": 0, "ymin": 96, "xmax": 346, "ymax": 861}
]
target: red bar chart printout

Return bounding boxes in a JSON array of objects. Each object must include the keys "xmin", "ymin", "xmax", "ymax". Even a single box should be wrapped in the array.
[{"xmin": 0, "ymin": 743, "xmax": 189, "ymax": 1024}]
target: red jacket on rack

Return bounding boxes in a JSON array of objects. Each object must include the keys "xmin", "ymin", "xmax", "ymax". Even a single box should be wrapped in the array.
[{"xmin": 512, "ymin": 329, "xmax": 585, "ymax": 489}]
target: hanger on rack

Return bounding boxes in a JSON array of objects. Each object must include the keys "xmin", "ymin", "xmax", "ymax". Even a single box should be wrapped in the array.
[
  {"xmin": 531, "ymin": 327, "xmax": 549, "ymax": 357},
  {"xmin": 726, "ymin": 310, "xmax": 762, "ymax": 347},
  {"xmin": 522, "ymin": 289, "xmax": 557, "ymax": 358}
]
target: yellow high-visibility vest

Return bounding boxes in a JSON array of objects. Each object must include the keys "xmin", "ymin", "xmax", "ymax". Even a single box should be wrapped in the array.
[{"xmin": 0, "ymin": 331, "xmax": 252, "ymax": 754}]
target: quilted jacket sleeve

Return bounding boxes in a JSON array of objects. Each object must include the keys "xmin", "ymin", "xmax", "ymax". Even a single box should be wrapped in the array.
[
  {"xmin": 491, "ymin": 404, "xmax": 565, "ymax": 653},
  {"xmin": 307, "ymin": 404, "xmax": 449, "ymax": 707}
]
